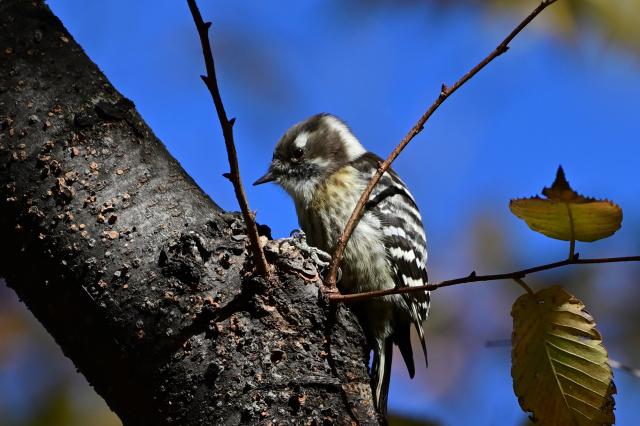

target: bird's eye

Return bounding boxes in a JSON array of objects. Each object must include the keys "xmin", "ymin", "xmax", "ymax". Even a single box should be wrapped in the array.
[{"xmin": 292, "ymin": 147, "xmax": 304, "ymax": 159}]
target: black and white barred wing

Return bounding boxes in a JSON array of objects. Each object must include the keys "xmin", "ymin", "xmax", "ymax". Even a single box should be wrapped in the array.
[{"xmin": 354, "ymin": 153, "xmax": 430, "ymax": 365}]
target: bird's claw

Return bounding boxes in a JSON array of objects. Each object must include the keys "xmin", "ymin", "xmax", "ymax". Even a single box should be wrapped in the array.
[
  {"xmin": 287, "ymin": 229, "xmax": 341, "ymax": 283},
  {"xmin": 289, "ymin": 230, "xmax": 330, "ymax": 266}
]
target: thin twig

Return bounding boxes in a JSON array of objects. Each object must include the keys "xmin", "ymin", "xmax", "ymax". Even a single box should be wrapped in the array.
[
  {"xmin": 609, "ymin": 359, "xmax": 640, "ymax": 379},
  {"xmin": 187, "ymin": 0, "xmax": 270, "ymax": 278},
  {"xmin": 328, "ymin": 255, "xmax": 640, "ymax": 303},
  {"xmin": 325, "ymin": 0, "xmax": 559, "ymax": 287}
]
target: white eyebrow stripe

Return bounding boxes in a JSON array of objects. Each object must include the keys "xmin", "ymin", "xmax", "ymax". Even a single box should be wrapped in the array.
[
  {"xmin": 293, "ymin": 132, "xmax": 310, "ymax": 149},
  {"xmin": 322, "ymin": 115, "xmax": 366, "ymax": 161}
]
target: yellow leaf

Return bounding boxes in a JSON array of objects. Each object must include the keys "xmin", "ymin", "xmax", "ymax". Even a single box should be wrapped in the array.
[
  {"xmin": 509, "ymin": 166, "xmax": 622, "ymax": 242},
  {"xmin": 511, "ymin": 286, "xmax": 616, "ymax": 426}
]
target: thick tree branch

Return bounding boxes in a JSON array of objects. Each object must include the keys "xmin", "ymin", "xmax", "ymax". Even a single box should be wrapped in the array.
[
  {"xmin": 325, "ymin": 0, "xmax": 559, "ymax": 287},
  {"xmin": 0, "ymin": 1, "xmax": 380, "ymax": 423},
  {"xmin": 329, "ymin": 254, "xmax": 640, "ymax": 303},
  {"xmin": 186, "ymin": 0, "xmax": 270, "ymax": 278}
]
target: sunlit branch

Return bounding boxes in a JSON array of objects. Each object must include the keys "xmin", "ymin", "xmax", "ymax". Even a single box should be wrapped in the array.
[
  {"xmin": 325, "ymin": 0, "xmax": 559, "ymax": 287},
  {"xmin": 328, "ymin": 254, "xmax": 640, "ymax": 303},
  {"xmin": 187, "ymin": 0, "xmax": 271, "ymax": 278}
]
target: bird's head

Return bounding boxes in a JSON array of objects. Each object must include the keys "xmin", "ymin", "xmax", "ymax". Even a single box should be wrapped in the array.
[{"xmin": 253, "ymin": 113, "xmax": 366, "ymax": 203}]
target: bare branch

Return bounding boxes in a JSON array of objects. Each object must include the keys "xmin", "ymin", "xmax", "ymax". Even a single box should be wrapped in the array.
[
  {"xmin": 328, "ymin": 255, "xmax": 640, "ymax": 303},
  {"xmin": 609, "ymin": 359, "xmax": 640, "ymax": 379},
  {"xmin": 325, "ymin": 0, "xmax": 559, "ymax": 287},
  {"xmin": 187, "ymin": 0, "xmax": 270, "ymax": 278}
]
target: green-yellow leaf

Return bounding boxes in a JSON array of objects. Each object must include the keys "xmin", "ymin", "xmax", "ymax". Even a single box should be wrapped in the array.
[
  {"xmin": 511, "ymin": 286, "xmax": 616, "ymax": 425},
  {"xmin": 509, "ymin": 166, "xmax": 622, "ymax": 242}
]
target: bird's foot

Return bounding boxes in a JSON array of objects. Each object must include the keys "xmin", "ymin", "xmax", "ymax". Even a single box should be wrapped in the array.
[{"xmin": 287, "ymin": 229, "xmax": 341, "ymax": 283}]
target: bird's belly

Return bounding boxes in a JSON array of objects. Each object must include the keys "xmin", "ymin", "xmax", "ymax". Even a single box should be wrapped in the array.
[
  {"xmin": 296, "ymin": 166, "xmax": 397, "ymax": 295},
  {"xmin": 297, "ymin": 177, "xmax": 405, "ymax": 342},
  {"xmin": 340, "ymin": 228, "xmax": 395, "ymax": 294},
  {"xmin": 301, "ymin": 207, "xmax": 395, "ymax": 295}
]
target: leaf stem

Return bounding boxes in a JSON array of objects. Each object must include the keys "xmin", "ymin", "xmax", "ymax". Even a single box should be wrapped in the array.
[
  {"xmin": 514, "ymin": 278, "xmax": 535, "ymax": 295},
  {"xmin": 569, "ymin": 239, "xmax": 576, "ymax": 260}
]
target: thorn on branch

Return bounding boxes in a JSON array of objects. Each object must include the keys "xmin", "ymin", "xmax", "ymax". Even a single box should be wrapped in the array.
[
  {"xmin": 440, "ymin": 83, "xmax": 448, "ymax": 96},
  {"xmin": 468, "ymin": 270, "xmax": 477, "ymax": 278},
  {"xmin": 222, "ymin": 172, "xmax": 231, "ymax": 181},
  {"xmin": 200, "ymin": 75, "xmax": 209, "ymax": 85},
  {"xmin": 229, "ymin": 117, "xmax": 236, "ymax": 127},
  {"xmin": 204, "ymin": 21, "xmax": 212, "ymax": 29},
  {"xmin": 495, "ymin": 45, "xmax": 509, "ymax": 55}
]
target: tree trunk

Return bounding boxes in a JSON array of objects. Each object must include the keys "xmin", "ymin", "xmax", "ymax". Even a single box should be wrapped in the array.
[{"xmin": 0, "ymin": 1, "xmax": 383, "ymax": 424}]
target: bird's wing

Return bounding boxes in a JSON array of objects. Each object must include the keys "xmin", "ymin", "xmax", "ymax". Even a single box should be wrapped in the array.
[{"xmin": 353, "ymin": 153, "xmax": 430, "ymax": 370}]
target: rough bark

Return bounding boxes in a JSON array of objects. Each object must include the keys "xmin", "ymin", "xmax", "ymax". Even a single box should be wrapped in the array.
[{"xmin": 0, "ymin": 1, "xmax": 383, "ymax": 424}]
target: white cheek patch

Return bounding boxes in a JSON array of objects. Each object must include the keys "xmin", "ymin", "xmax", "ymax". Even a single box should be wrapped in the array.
[
  {"xmin": 309, "ymin": 157, "xmax": 332, "ymax": 169},
  {"xmin": 281, "ymin": 177, "xmax": 318, "ymax": 207},
  {"xmin": 322, "ymin": 115, "xmax": 366, "ymax": 161},
  {"xmin": 293, "ymin": 132, "xmax": 310, "ymax": 149}
]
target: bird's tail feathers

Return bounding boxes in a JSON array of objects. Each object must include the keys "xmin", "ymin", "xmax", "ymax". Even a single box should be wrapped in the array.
[
  {"xmin": 408, "ymin": 301, "xmax": 429, "ymax": 369},
  {"xmin": 414, "ymin": 318, "xmax": 428, "ymax": 369},
  {"xmin": 372, "ymin": 338, "xmax": 393, "ymax": 416},
  {"xmin": 395, "ymin": 324, "xmax": 415, "ymax": 378}
]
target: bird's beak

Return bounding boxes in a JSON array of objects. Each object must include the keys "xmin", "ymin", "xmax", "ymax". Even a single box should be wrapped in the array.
[{"xmin": 253, "ymin": 169, "xmax": 275, "ymax": 186}]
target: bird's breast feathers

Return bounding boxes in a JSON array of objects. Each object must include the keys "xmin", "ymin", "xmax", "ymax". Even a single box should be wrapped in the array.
[{"xmin": 302, "ymin": 164, "xmax": 396, "ymax": 293}]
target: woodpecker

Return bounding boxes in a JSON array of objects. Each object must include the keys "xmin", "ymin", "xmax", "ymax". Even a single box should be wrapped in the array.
[{"xmin": 254, "ymin": 113, "xmax": 429, "ymax": 415}]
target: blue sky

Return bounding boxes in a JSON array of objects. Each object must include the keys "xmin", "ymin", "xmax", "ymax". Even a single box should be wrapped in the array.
[{"xmin": 7, "ymin": 1, "xmax": 639, "ymax": 424}]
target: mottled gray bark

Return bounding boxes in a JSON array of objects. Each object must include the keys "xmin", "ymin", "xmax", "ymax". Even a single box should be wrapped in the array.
[{"xmin": 0, "ymin": 1, "xmax": 383, "ymax": 424}]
